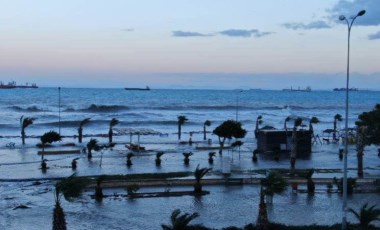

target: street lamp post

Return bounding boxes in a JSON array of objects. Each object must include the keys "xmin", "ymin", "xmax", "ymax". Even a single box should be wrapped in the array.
[
  {"xmin": 236, "ymin": 90, "xmax": 243, "ymax": 121},
  {"xmin": 339, "ymin": 9, "xmax": 365, "ymax": 230},
  {"xmin": 58, "ymin": 87, "xmax": 61, "ymax": 135}
]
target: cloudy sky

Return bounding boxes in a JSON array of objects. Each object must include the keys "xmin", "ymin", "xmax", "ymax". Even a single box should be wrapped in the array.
[{"xmin": 0, "ymin": 0, "xmax": 379, "ymax": 89}]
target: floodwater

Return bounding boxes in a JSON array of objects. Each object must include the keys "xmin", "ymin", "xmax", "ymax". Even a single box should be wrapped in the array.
[{"xmin": 1, "ymin": 134, "xmax": 380, "ymax": 229}]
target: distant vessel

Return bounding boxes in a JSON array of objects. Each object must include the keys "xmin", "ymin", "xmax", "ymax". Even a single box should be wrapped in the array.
[
  {"xmin": 0, "ymin": 81, "xmax": 38, "ymax": 89},
  {"xmin": 282, "ymin": 86, "xmax": 311, "ymax": 92},
  {"xmin": 333, "ymin": 87, "xmax": 358, "ymax": 91},
  {"xmin": 125, "ymin": 86, "xmax": 150, "ymax": 91}
]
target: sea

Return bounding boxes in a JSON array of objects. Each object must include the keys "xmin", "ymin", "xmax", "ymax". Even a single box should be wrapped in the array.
[
  {"xmin": 0, "ymin": 87, "xmax": 379, "ymax": 146},
  {"xmin": 1, "ymin": 88, "xmax": 380, "ymax": 229}
]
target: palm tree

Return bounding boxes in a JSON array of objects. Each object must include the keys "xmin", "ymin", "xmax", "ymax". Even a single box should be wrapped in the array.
[
  {"xmin": 40, "ymin": 131, "xmax": 62, "ymax": 159},
  {"xmin": 161, "ymin": 209, "xmax": 200, "ymax": 230},
  {"xmin": 194, "ymin": 164, "xmax": 211, "ymax": 193},
  {"xmin": 208, "ymin": 152, "xmax": 216, "ymax": 164},
  {"xmin": 290, "ymin": 118, "xmax": 303, "ymax": 168},
  {"xmin": 261, "ymin": 171, "xmax": 287, "ymax": 204},
  {"xmin": 255, "ymin": 115, "xmax": 263, "ymax": 139},
  {"xmin": 213, "ymin": 120, "xmax": 247, "ymax": 154},
  {"xmin": 155, "ymin": 151, "xmax": 165, "ymax": 166},
  {"xmin": 177, "ymin": 116, "xmax": 188, "ymax": 140},
  {"xmin": 86, "ymin": 138, "xmax": 100, "ymax": 159},
  {"xmin": 183, "ymin": 152, "xmax": 193, "ymax": 165},
  {"xmin": 356, "ymin": 126, "xmax": 365, "ymax": 177},
  {"xmin": 333, "ymin": 114, "xmax": 342, "ymax": 141},
  {"xmin": 94, "ymin": 175, "xmax": 106, "ymax": 201},
  {"xmin": 256, "ymin": 187, "xmax": 269, "ymax": 230},
  {"xmin": 78, "ymin": 118, "xmax": 90, "ymax": 143},
  {"xmin": 348, "ymin": 203, "xmax": 380, "ymax": 229},
  {"xmin": 309, "ymin": 117, "xmax": 319, "ymax": 136},
  {"xmin": 108, "ymin": 118, "xmax": 119, "ymax": 143},
  {"xmin": 203, "ymin": 120, "xmax": 211, "ymax": 140},
  {"xmin": 126, "ymin": 152, "xmax": 134, "ymax": 167},
  {"xmin": 284, "ymin": 116, "xmax": 292, "ymax": 150},
  {"xmin": 53, "ymin": 176, "xmax": 89, "ymax": 230},
  {"xmin": 20, "ymin": 116, "xmax": 36, "ymax": 145},
  {"xmin": 306, "ymin": 169, "xmax": 315, "ymax": 194}
]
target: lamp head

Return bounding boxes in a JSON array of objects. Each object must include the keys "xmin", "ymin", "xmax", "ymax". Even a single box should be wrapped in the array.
[
  {"xmin": 339, "ymin": 15, "xmax": 346, "ymax": 21},
  {"xmin": 357, "ymin": 10, "xmax": 366, "ymax": 16}
]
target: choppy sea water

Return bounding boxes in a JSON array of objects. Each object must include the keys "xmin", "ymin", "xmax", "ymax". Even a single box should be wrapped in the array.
[
  {"xmin": 0, "ymin": 88, "xmax": 379, "ymax": 144},
  {"xmin": 0, "ymin": 88, "xmax": 379, "ymax": 229}
]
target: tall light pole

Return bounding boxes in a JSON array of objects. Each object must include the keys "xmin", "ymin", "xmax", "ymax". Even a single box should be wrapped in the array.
[
  {"xmin": 339, "ymin": 9, "xmax": 365, "ymax": 230},
  {"xmin": 236, "ymin": 90, "xmax": 243, "ymax": 121},
  {"xmin": 58, "ymin": 87, "xmax": 61, "ymax": 135}
]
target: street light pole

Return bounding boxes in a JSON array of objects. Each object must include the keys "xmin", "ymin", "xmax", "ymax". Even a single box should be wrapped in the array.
[
  {"xmin": 339, "ymin": 10, "xmax": 365, "ymax": 230},
  {"xmin": 58, "ymin": 87, "xmax": 61, "ymax": 135}
]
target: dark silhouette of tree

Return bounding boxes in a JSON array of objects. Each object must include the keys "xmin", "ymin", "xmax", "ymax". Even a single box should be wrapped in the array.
[
  {"xmin": 86, "ymin": 138, "xmax": 100, "ymax": 159},
  {"xmin": 306, "ymin": 169, "xmax": 315, "ymax": 194},
  {"xmin": 213, "ymin": 120, "xmax": 247, "ymax": 154},
  {"xmin": 333, "ymin": 114, "xmax": 342, "ymax": 141},
  {"xmin": 208, "ymin": 152, "xmax": 216, "ymax": 164},
  {"xmin": 256, "ymin": 187, "xmax": 268, "ymax": 230},
  {"xmin": 203, "ymin": 120, "xmax": 211, "ymax": 140},
  {"xmin": 177, "ymin": 116, "xmax": 188, "ymax": 140},
  {"xmin": 53, "ymin": 176, "xmax": 89, "ymax": 230},
  {"xmin": 108, "ymin": 118, "xmax": 119, "ymax": 143},
  {"xmin": 355, "ymin": 104, "xmax": 380, "ymax": 176},
  {"xmin": 161, "ymin": 209, "xmax": 201, "ymax": 230},
  {"xmin": 261, "ymin": 171, "xmax": 287, "ymax": 204},
  {"xmin": 255, "ymin": 115, "xmax": 263, "ymax": 139},
  {"xmin": 78, "ymin": 118, "xmax": 90, "ymax": 143},
  {"xmin": 40, "ymin": 131, "xmax": 61, "ymax": 159},
  {"xmin": 348, "ymin": 203, "xmax": 380, "ymax": 229},
  {"xmin": 20, "ymin": 116, "xmax": 36, "ymax": 145},
  {"xmin": 194, "ymin": 164, "xmax": 211, "ymax": 193},
  {"xmin": 183, "ymin": 152, "xmax": 193, "ymax": 165},
  {"xmin": 155, "ymin": 151, "xmax": 165, "ymax": 166}
]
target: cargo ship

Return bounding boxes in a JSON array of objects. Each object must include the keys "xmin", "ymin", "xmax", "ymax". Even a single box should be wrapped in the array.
[{"xmin": 0, "ymin": 81, "xmax": 38, "ymax": 89}]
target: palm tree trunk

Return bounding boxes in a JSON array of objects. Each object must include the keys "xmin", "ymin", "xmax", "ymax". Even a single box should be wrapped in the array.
[
  {"xmin": 219, "ymin": 137, "xmax": 225, "ymax": 154},
  {"xmin": 78, "ymin": 127, "xmax": 83, "ymax": 143},
  {"xmin": 290, "ymin": 128, "xmax": 297, "ymax": 168},
  {"xmin": 52, "ymin": 201, "xmax": 67, "ymax": 230},
  {"xmin": 333, "ymin": 120, "xmax": 337, "ymax": 140},
  {"xmin": 108, "ymin": 128, "xmax": 112, "ymax": 143},
  {"xmin": 178, "ymin": 124, "xmax": 181, "ymax": 140},
  {"xmin": 357, "ymin": 131, "xmax": 364, "ymax": 177},
  {"xmin": 203, "ymin": 125, "xmax": 206, "ymax": 140},
  {"xmin": 256, "ymin": 189, "xmax": 268, "ymax": 230},
  {"xmin": 21, "ymin": 129, "xmax": 25, "ymax": 145}
]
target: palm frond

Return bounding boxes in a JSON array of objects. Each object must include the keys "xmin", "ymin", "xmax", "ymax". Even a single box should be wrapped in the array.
[
  {"xmin": 79, "ymin": 118, "xmax": 91, "ymax": 127},
  {"xmin": 110, "ymin": 118, "xmax": 119, "ymax": 128}
]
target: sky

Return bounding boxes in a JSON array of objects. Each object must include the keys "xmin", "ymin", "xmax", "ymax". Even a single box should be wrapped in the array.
[{"xmin": 0, "ymin": 0, "xmax": 380, "ymax": 90}]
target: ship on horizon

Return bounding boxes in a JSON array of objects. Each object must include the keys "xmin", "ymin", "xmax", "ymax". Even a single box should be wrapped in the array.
[
  {"xmin": 124, "ymin": 86, "xmax": 150, "ymax": 91},
  {"xmin": 333, "ymin": 87, "xmax": 358, "ymax": 91},
  {"xmin": 282, "ymin": 86, "xmax": 311, "ymax": 92},
  {"xmin": 0, "ymin": 81, "xmax": 38, "ymax": 89}
]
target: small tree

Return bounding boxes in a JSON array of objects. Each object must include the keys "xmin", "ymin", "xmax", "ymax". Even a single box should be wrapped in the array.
[
  {"xmin": 53, "ymin": 176, "xmax": 89, "ymax": 230},
  {"xmin": 108, "ymin": 118, "xmax": 119, "ymax": 144},
  {"xmin": 355, "ymin": 104, "xmax": 380, "ymax": 177},
  {"xmin": 213, "ymin": 120, "xmax": 247, "ymax": 154},
  {"xmin": 78, "ymin": 118, "xmax": 90, "ymax": 143},
  {"xmin": 255, "ymin": 115, "xmax": 263, "ymax": 139},
  {"xmin": 306, "ymin": 169, "xmax": 315, "ymax": 194},
  {"xmin": 261, "ymin": 171, "xmax": 287, "ymax": 204},
  {"xmin": 208, "ymin": 152, "xmax": 216, "ymax": 164},
  {"xmin": 86, "ymin": 138, "xmax": 100, "ymax": 159},
  {"xmin": 20, "ymin": 116, "xmax": 36, "ymax": 145},
  {"xmin": 309, "ymin": 117, "xmax": 319, "ymax": 136},
  {"xmin": 348, "ymin": 203, "xmax": 380, "ymax": 229},
  {"xmin": 126, "ymin": 152, "xmax": 134, "ymax": 167},
  {"xmin": 40, "ymin": 131, "xmax": 62, "ymax": 159},
  {"xmin": 183, "ymin": 152, "xmax": 193, "ymax": 165},
  {"xmin": 194, "ymin": 164, "xmax": 211, "ymax": 193},
  {"xmin": 155, "ymin": 151, "xmax": 165, "ymax": 166},
  {"xmin": 177, "ymin": 116, "xmax": 188, "ymax": 140},
  {"xmin": 161, "ymin": 209, "xmax": 200, "ymax": 230},
  {"xmin": 333, "ymin": 114, "xmax": 342, "ymax": 141},
  {"xmin": 203, "ymin": 120, "xmax": 211, "ymax": 140}
]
